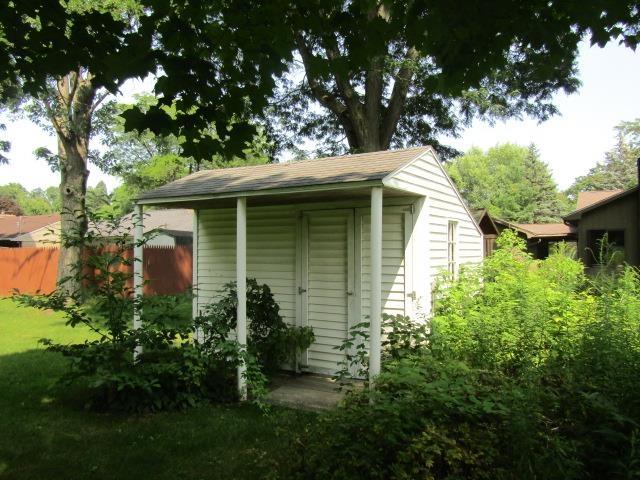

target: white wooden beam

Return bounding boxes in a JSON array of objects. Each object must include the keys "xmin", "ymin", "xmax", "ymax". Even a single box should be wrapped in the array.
[
  {"xmin": 133, "ymin": 203, "xmax": 144, "ymax": 361},
  {"xmin": 236, "ymin": 197, "xmax": 248, "ymax": 400},
  {"xmin": 192, "ymin": 209, "xmax": 202, "ymax": 343},
  {"xmin": 369, "ymin": 186, "xmax": 383, "ymax": 383}
]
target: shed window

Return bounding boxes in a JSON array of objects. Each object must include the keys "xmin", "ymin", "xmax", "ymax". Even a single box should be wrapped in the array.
[{"xmin": 447, "ymin": 221, "xmax": 458, "ymax": 276}]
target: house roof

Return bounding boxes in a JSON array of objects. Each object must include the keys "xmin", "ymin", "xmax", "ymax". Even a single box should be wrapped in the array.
[
  {"xmin": 513, "ymin": 223, "xmax": 576, "ymax": 238},
  {"xmin": 91, "ymin": 209, "xmax": 193, "ymax": 237},
  {"xmin": 137, "ymin": 146, "xmax": 433, "ymax": 203},
  {"xmin": 0, "ymin": 214, "xmax": 60, "ymax": 239},
  {"xmin": 576, "ymin": 190, "xmax": 623, "ymax": 209},
  {"xmin": 494, "ymin": 218, "xmax": 576, "ymax": 239},
  {"xmin": 564, "ymin": 186, "xmax": 639, "ymax": 221},
  {"xmin": 471, "ymin": 209, "xmax": 500, "ymax": 235}
]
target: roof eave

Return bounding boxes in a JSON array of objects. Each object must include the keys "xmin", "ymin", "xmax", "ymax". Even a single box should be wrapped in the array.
[{"xmin": 136, "ymin": 179, "xmax": 384, "ymax": 206}]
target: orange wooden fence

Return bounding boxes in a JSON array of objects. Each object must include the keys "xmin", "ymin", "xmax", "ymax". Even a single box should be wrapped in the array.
[
  {"xmin": 0, "ymin": 246, "xmax": 192, "ymax": 296},
  {"xmin": 0, "ymin": 247, "xmax": 60, "ymax": 295}
]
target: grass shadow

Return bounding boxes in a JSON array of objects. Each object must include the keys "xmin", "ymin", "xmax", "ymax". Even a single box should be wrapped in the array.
[{"xmin": 0, "ymin": 349, "xmax": 315, "ymax": 480}]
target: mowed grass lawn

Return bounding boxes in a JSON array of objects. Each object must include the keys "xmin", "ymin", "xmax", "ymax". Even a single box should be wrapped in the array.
[{"xmin": 0, "ymin": 298, "xmax": 314, "ymax": 479}]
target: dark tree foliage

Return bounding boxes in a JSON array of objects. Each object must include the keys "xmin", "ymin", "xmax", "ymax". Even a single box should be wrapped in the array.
[{"xmin": 2, "ymin": 0, "xmax": 639, "ymax": 159}]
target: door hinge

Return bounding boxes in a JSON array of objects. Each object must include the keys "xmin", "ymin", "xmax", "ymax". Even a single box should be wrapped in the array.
[
  {"xmin": 406, "ymin": 291, "xmax": 416, "ymax": 301},
  {"xmin": 298, "ymin": 286, "xmax": 307, "ymax": 295}
]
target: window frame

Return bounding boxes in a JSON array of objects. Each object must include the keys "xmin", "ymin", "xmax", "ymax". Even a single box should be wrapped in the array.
[{"xmin": 447, "ymin": 220, "xmax": 458, "ymax": 277}]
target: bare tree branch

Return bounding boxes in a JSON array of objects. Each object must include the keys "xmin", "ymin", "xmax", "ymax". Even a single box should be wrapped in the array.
[
  {"xmin": 67, "ymin": 69, "xmax": 80, "ymax": 107},
  {"xmin": 295, "ymin": 32, "xmax": 348, "ymax": 118},
  {"xmin": 321, "ymin": 32, "xmax": 359, "ymax": 110},
  {"xmin": 381, "ymin": 46, "xmax": 418, "ymax": 148}
]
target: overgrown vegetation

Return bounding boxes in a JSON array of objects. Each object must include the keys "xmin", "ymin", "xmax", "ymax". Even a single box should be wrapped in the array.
[
  {"xmin": 0, "ymin": 298, "xmax": 314, "ymax": 480},
  {"xmin": 14, "ymin": 217, "xmax": 312, "ymax": 413},
  {"xmin": 292, "ymin": 231, "xmax": 640, "ymax": 479}
]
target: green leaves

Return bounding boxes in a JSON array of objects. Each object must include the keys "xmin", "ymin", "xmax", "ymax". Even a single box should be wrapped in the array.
[
  {"xmin": 5, "ymin": 0, "xmax": 638, "ymax": 159},
  {"xmin": 290, "ymin": 231, "xmax": 640, "ymax": 479},
  {"xmin": 447, "ymin": 143, "xmax": 568, "ymax": 222}
]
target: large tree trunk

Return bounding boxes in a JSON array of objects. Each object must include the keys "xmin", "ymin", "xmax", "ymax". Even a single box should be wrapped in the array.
[
  {"xmin": 56, "ymin": 136, "xmax": 89, "ymax": 295},
  {"xmin": 296, "ymin": 4, "xmax": 416, "ymax": 155},
  {"xmin": 50, "ymin": 70, "xmax": 96, "ymax": 295}
]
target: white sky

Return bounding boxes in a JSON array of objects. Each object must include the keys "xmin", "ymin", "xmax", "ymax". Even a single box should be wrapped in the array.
[{"xmin": 0, "ymin": 40, "xmax": 638, "ymax": 192}]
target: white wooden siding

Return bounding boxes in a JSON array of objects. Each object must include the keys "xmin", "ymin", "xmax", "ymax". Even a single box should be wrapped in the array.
[
  {"xmin": 196, "ymin": 206, "xmax": 297, "ymax": 324},
  {"xmin": 358, "ymin": 207, "xmax": 408, "ymax": 322},
  {"xmin": 386, "ymin": 152, "xmax": 483, "ymax": 309}
]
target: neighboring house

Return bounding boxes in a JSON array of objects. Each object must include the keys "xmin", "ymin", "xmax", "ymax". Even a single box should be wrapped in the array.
[
  {"xmin": 0, "ymin": 214, "xmax": 60, "ymax": 247},
  {"xmin": 92, "ymin": 209, "xmax": 193, "ymax": 247},
  {"xmin": 471, "ymin": 209, "xmax": 500, "ymax": 257},
  {"xmin": 470, "ymin": 209, "xmax": 576, "ymax": 259},
  {"xmin": 493, "ymin": 219, "xmax": 577, "ymax": 259},
  {"xmin": 564, "ymin": 187, "xmax": 639, "ymax": 267},
  {"xmin": 575, "ymin": 190, "xmax": 623, "ymax": 210},
  {"xmin": 135, "ymin": 146, "xmax": 484, "ymax": 384}
]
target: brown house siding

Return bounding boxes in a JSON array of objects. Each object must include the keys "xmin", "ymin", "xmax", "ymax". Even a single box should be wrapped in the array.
[{"xmin": 575, "ymin": 194, "xmax": 639, "ymax": 267}]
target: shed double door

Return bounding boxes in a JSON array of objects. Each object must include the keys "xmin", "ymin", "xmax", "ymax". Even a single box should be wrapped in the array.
[
  {"xmin": 300, "ymin": 207, "xmax": 412, "ymax": 375},
  {"xmin": 300, "ymin": 209, "xmax": 355, "ymax": 374}
]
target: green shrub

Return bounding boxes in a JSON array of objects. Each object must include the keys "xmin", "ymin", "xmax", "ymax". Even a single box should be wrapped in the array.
[
  {"xmin": 289, "ymin": 230, "xmax": 640, "ymax": 479},
  {"xmin": 206, "ymin": 279, "xmax": 314, "ymax": 372},
  {"xmin": 14, "ymin": 215, "xmax": 268, "ymax": 412}
]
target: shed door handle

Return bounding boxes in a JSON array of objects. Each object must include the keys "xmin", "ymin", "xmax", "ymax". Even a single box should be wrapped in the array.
[{"xmin": 298, "ymin": 286, "xmax": 307, "ymax": 294}]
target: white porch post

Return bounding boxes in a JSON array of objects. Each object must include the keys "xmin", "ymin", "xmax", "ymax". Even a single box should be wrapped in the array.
[
  {"xmin": 369, "ymin": 186, "xmax": 383, "ymax": 383},
  {"xmin": 236, "ymin": 197, "xmax": 248, "ymax": 400},
  {"xmin": 133, "ymin": 203, "xmax": 144, "ymax": 361}
]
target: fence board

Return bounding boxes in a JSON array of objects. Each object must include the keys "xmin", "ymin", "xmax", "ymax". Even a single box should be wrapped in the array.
[
  {"xmin": 0, "ymin": 247, "xmax": 59, "ymax": 295},
  {"xmin": 0, "ymin": 246, "xmax": 192, "ymax": 296}
]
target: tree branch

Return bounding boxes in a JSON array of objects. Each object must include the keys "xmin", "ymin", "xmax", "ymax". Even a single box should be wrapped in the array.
[
  {"xmin": 295, "ymin": 32, "xmax": 348, "ymax": 118},
  {"xmin": 67, "ymin": 69, "xmax": 80, "ymax": 107},
  {"xmin": 89, "ymin": 90, "xmax": 109, "ymax": 116},
  {"xmin": 321, "ymin": 33, "xmax": 359, "ymax": 111},
  {"xmin": 381, "ymin": 47, "xmax": 419, "ymax": 148},
  {"xmin": 42, "ymin": 96, "xmax": 67, "ymax": 139},
  {"xmin": 364, "ymin": 2, "xmax": 388, "ymax": 132}
]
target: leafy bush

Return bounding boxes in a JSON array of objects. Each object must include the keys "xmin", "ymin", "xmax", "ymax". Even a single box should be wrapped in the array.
[
  {"xmin": 334, "ymin": 313, "xmax": 429, "ymax": 384},
  {"xmin": 14, "ymin": 216, "xmax": 268, "ymax": 412},
  {"xmin": 289, "ymin": 230, "xmax": 640, "ymax": 479},
  {"xmin": 206, "ymin": 279, "xmax": 315, "ymax": 372}
]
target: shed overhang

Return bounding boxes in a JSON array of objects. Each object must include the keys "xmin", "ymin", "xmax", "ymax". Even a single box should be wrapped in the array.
[{"xmin": 136, "ymin": 180, "xmax": 421, "ymax": 209}]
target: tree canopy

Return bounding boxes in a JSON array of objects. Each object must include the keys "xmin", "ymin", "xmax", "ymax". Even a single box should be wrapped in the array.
[
  {"xmin": 2, "ymin": 0, "xmax": 639, "ymax": 159},
  {"xmin": 0, "ymin": 184, "xmax": 59, "ymax": 215},
  {"xmin": 93, "ymin": 94, "xmax": 272, "ymax": 216},
  {"xmin": 567, "ymin": 119, "xmax": 640, "ymax": 200},
  {"xmin": 447, "ymin": 143, "xmax": 569, "ymax": 223}
]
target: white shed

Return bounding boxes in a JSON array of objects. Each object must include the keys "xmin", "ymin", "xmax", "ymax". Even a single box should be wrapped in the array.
[{"xmin": 134, "ymin": 146, "xmax": 482, "ymax": 391}]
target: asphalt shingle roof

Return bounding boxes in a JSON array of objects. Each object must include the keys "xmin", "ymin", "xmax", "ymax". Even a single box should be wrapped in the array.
[
  {"xmin": 0, "ymin": 214, "xmax": 60, "ymax": 239},
  {"xmin": 138, "ymin": 146, "xmax": 432, "ymax": 201}
]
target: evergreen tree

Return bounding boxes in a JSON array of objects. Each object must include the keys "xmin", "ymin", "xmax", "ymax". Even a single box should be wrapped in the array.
[
  {"xmin": 521, "ymin": 145, "xmax": 565, "ymax": 223},
  {"xmin": 447, "ymin": 143, "xmax": 568, "ymax": 223}
]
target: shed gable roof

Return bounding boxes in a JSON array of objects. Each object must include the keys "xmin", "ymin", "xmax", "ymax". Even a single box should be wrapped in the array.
[{"xmin": 138, "ymin": 146, "xmax": 432, "ymax": 202}]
